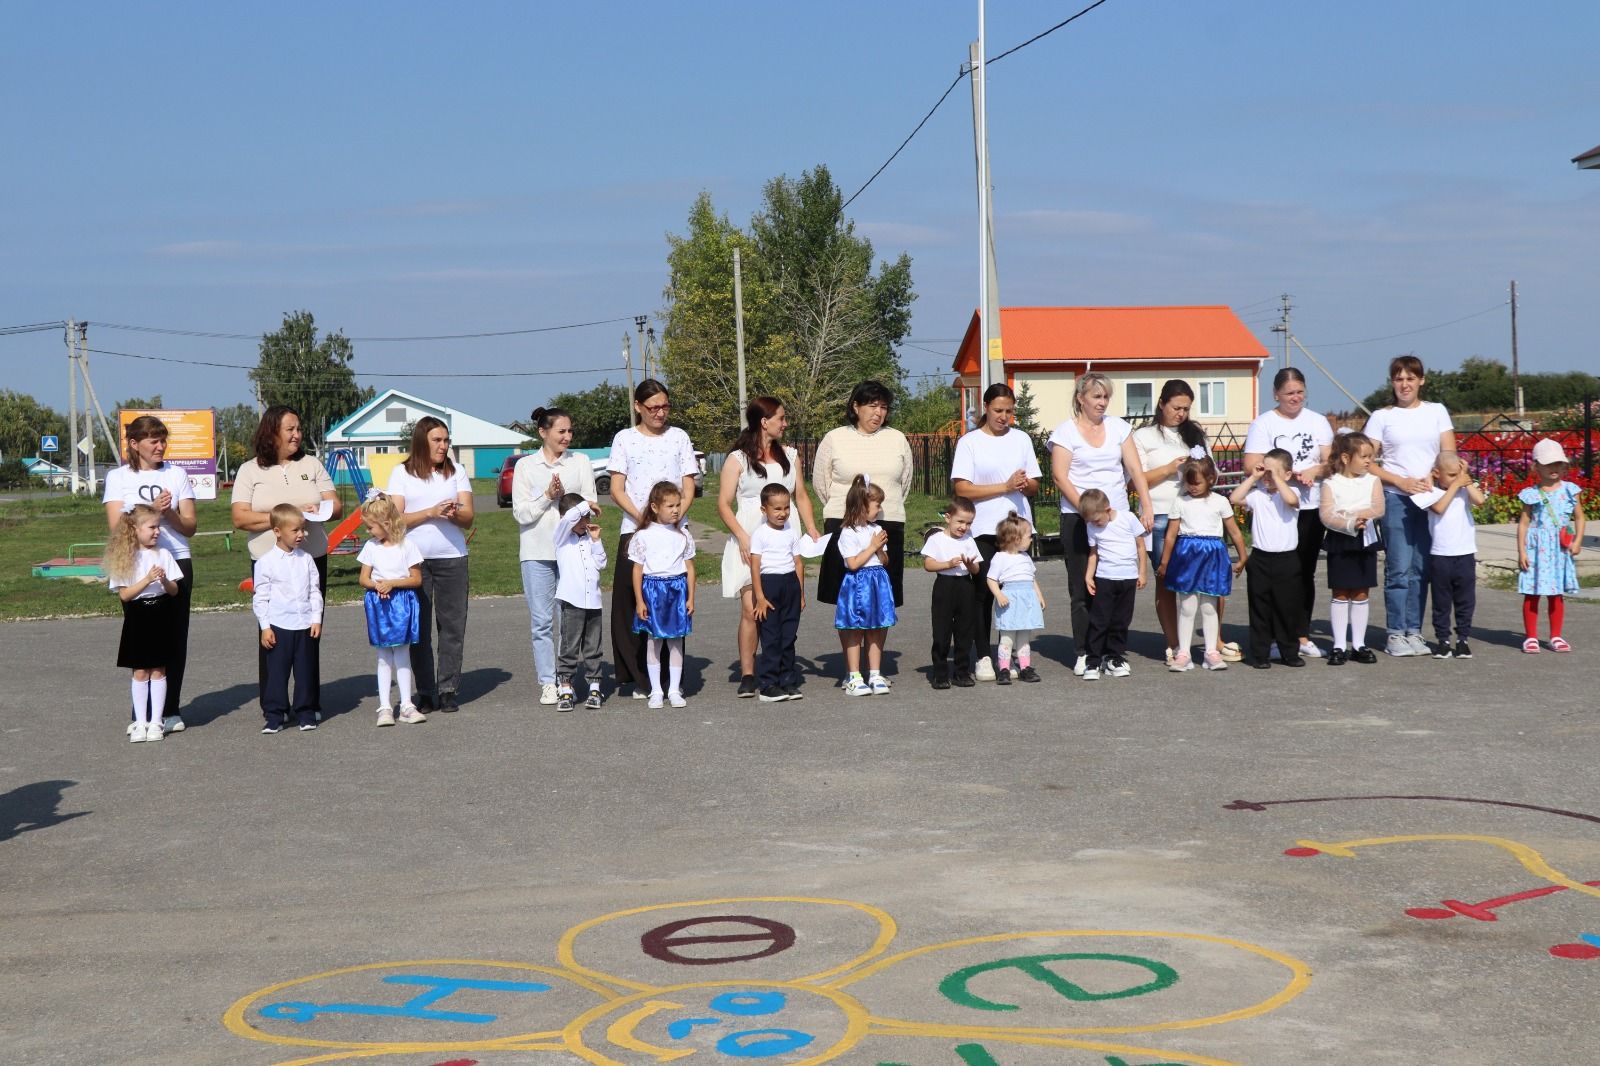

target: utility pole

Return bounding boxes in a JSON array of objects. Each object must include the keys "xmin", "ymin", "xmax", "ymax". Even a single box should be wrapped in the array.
[
  {"xmin": 622, "ymin": 333, "xmax": 637, "ymax": 427},
  {"xmin": 634, "ymin": 315, "xmax": 649, "ymax": 383},
  {"xmin": 66, "ymin": 319, "xmax": 80, "ymax": 493},
  {"xmin": 970, "ymin": 17, "xmax": 1003, "ymax": 395},
  {"xmin": 733, "ymin": 246, "xmax": 748, "ymax": 414},
  {"xmin": 1510, "ymin": 280, "xmax": 1523, "ymax": 418},
  {"xmin": 1269, "ymin": 294, "xmax": 1293, "ymax": 369}
]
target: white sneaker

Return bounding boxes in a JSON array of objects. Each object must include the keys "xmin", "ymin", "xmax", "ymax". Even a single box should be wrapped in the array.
[
  {"xmin": 973, "ymin": 656, "xmax": 996, "ymax": 682},
  {"xmin": 667, "ymin": 691, "xmax": 687, "ymax": 708},
  {"xmin": 1082, "ymin": 665, "xmax": 1101, "ymax": 681},
  {"xmin": 540, "ymin": 683, "xmax": 558, "ymax": 705},
  {"xmin": 144, "ymin": 723, "xmax": 163, "ymax": 743},
  {"xmin": 868, "ymin": 674, "xmax": 891, "ymax": 695},
  {"xmin": 647, "ymin": 692, "xmax": 665, "ymax": 709},
  {"xmin": 1297, "ymin": 640, "xmax": 1323, "ymax": 659},
  {"xmin": 129, "ymin": 723, "xmax": 146, "ymax": 743},
  {"xmin": 1385, "ymin": 633, "xmax": 1415, "ymax": 657},
  {"xmin": 1405, "ymin": 633, "xmax": 1431, "ymax": 655},
  {"xmin": 844, "ymin": 676, "xmax": 872, "ymax": 697},
  {"xmin": 376, "ymin": 706, "xmax": 396, "ymax": 727},
  {"xmin": 1107, "ymin": 659, "xmax": 1131, "ymax": 678},
  {"xmin": 1073, "ymin": 654, "xmax": 1088, "ymax": 677}
]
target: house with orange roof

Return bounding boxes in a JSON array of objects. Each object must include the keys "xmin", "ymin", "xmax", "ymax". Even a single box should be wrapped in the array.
[{"xmin": 953, "ymin": 306, "xmax": 1271, "ymax": 431}]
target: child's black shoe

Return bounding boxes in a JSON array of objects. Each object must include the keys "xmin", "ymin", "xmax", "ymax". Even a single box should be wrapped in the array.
[{"xmin": 931, "ymin": 674, "xmax": 951, "ymax": 690}]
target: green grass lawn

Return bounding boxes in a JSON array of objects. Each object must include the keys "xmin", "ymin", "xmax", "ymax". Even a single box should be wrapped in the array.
[{"xmin": 0, "ymin": 474, "xmax": 1053, "ymax": 620}]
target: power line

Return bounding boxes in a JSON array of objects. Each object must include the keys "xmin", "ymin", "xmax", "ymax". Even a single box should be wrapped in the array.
[
  {"xmin": 0, "ymin": 321, "xmax": 66, "ymax": 336},
  {"xmin": 1309, "ymin": 302, "xmax": 1509, "ymax": 349},
  {"xmin": 91, "ymin": 315, "xmax": 636, "ymax": 343},
  {"xmin": 841, "ymin": 0, "xmax": 1114, "ymax": 210},
  {"xmin": 85, "ymin": 345, "xmax": 616, "ymax": 379}
]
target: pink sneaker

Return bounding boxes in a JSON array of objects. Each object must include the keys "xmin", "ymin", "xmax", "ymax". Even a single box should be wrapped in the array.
[
  {"xmin": 1202, "ymin": 650, "xmax": 1228, "ymax": 671},
  {"xmin": 1168, "ymin": 652, "xmax": 1194, "ymax": 673}
]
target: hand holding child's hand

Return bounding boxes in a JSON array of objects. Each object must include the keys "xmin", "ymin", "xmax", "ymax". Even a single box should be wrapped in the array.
[
  {"xmin": 1233, "ymin": 556, "xmax": 1247, "ymax": 576},
  {"xmin": 260, "ymin": 629, "xmax": 276, "ymax": 649}
]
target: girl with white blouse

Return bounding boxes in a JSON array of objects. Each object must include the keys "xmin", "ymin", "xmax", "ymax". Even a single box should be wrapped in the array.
[
  {"xmin": 1157, "ymin": 457, "xmax": 1248, "ymax": 673},
  {"xmin": 1048, "ymin": 373, "xmax": 1155, "ymax": 675}
]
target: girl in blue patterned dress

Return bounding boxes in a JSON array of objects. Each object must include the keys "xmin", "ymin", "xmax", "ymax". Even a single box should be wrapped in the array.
[
  {"xmin": 357, "ymin": 496, "xmax": 425, "ymax": 725},
  {"xmin": 985, "ymin": 511, "xmax": 1047, "ymax": 684},
  {"xmin": 835, "ymin": 475, "xmax": 897, "ymax": 696},
  {"xmin": 1517, "ymin": 438, "xmax": 1585, "ymax": 653},
  {"xmin": 631, "ymin": 481, "xmax": 697, "ymax": 707},
  {"xmin": 1159, "ymin": 457, "xmax": 1249, "ymax": 672}
]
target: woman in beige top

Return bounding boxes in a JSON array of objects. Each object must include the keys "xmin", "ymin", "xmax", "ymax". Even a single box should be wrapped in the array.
[
  {"xmin": 812, "ymin": 380, "xmax": 915, "ymax": 609},
  {"xmin": 230, "ymin": 405, "xmax": 341, "ymax": 718}
]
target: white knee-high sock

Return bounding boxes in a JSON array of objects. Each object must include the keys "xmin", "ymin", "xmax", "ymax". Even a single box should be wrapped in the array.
[
  {"xmin": 1199, "ymin": 596, "xmax": 1220, "ymax": 653},
  {"xmin": 396, "ymin": 650, "xmax": 415, "ymax": 707},
  {"xmin": 1350, "ymin": 600, "xmax": 1371, "ymax": 649},
  {"xmin": 130, "ymin": 678, "xmax": 151, "ymax": 725},
  {"xmin": 377, "ymin": 648, "xmax": 395, "ymax": 706},
  {"xmin": 647, "ymin": 638, "xmax": 665, "ymax": 695},
  {"xmin": 1329, "ymin": 599, "xmax": 1351, "ymax": 650},
  {"xmin": 1178, "ymin": 594, "xmax": 1201, "ymax": 657},
  {"xmin": 667, "ymin": 639, "xmax": 684, "ymax": 695},
  {"xmin": 148, "ymin": 677, "xmax": 167, "ymax": 729}
]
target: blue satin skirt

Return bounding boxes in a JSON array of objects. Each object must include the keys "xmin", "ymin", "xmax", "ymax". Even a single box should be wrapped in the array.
[
  {"xmin": 365, "ymin": 588, "xmax": 420, "ymax": 647},
  {"xmin": 634, "ymin": 574, "xmax": 692, "ymax": 639},
  {"xmin": 1165, "ymin": 535, "xmax": 1232, "ymax": 597},
  {"xmin": 834, "ymin": 566, "xmax": 898, "ymax": 631}
]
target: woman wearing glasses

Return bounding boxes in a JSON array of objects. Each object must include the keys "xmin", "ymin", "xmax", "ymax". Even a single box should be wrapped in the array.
[{"xmin": 608, "ymin": 379, "xmax": 700, "ymax": 700}]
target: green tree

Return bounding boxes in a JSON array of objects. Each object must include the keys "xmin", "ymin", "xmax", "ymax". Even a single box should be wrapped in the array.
[
  {"xmin": 1360, "ymin": 356, "xmax": 1600, "ymax": 413},
  {"xmin": 249, "ymin": 311, "xmax": 372, "ymax": 452},
  {"xmin": 214, "ymin": 402, "xmax": 259, "ymax": 473},
  {"xmin": 0, "ymin": 390, "xmax": 67, "ymax": 461},
  {"xmin": 894, "ymin": 377, "xmax": 961, "ymax": 434},
  {"xmin": 545, "ymin": 382, "xmax": 632, "ymax": 449},
  {"xmin": 659, "ymin": 166, "xmax": 915, "ymax": 445}
]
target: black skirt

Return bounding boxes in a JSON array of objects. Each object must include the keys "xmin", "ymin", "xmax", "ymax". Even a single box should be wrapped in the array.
[
  {"xmin": 816, "ymin": 518, "xmax": 905, "ymax": 607},
  {"xmin": 1323, "ymin": 529, "xmax": 1378, "ymax": 589},
  {"xmin": 117, "ymin": 595, "xmax": 177, "ymax": 669}
]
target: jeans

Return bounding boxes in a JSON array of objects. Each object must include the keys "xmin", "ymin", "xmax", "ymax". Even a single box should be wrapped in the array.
[
  {"xmin": 521, "ymin": 559, "xmax": 560, "ymax": 684},
  {"xmin": 1380, "ymin": 491, "xmax": 1431, "ymax": 635}
]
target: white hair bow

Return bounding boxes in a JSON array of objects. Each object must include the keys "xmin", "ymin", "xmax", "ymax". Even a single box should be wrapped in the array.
[
  {"xmin": 364, "ymin": 487, "xmax": 384, "ymax": 503},
  {"xmin": 862, "ymin": 473, "xmax": 872, "ymax": 488},
  {"xmin": 1187, "ymin": 445, "xmax": 1207, "ymax": 459}
]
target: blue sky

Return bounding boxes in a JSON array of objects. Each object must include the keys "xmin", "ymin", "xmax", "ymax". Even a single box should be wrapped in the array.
[{"xmin": 3, "ymin": 1, "xmax": 1597, "ymax": 427}]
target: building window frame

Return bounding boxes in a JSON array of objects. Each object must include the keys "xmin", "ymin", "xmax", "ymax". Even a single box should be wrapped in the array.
[
  {"xmin": 1197, "ymin": 379, "xmax": 1227, "ymax": 418},
  {"xmin": 1123, "ymin": 380, "xmax": 1155, "ymax": 419}
]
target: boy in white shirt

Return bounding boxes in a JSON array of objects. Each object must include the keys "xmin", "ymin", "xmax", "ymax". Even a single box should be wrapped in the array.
[
  {"xmin": 921, "ymin": 496, "xmax": 983, "ymax": 689},
  {"xmin": 1412, "ymin": 456, "xmax": 1485, "ymax": 659},
  {"xmin": 1230, "ymin": 449, "xmax": 1306, "ymax": 669},
  {"xmin": 749, "ymin": 485, "xmax": 807, "ymax": 702},
  {"xmin": 554, "ymin": 494, "xmax": 609, "ymax": 710},
  {"xmin": 1081, "ymin": 489, "xmax": 1148, "ymax": 679},
  {"xmin": 252, "ymin": 504, "xmax": 324, "ymax": 733}
]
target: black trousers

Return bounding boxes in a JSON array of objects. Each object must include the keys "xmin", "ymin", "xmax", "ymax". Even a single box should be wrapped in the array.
[
  {"xmin": 1059, "ymin": 513, "xmax": 1094, "ymax": 652},
  {"xmin": 610, "ymin": 533, "xmax": 649, "ymax": 688},
  {"xmin": 1084, "ymin": 576, "xmax": 1137, "ymax": 666},
  {"xmin": 1429, "ymin": 553, "xmax": 1476, "ymax": 641},
  {"xmin": 1295, "ymin": 509, "xmax": 1324, "ymax": 638},
  {"xmin": 931, "ymin": 573, "xmax": 978, "ymax": 678},
  {"xmin": 1247, "ymin": 549, "xmax": 1304, "ymax": 663},
  {"xmin": 970, "ymin": 534, "xmax": 999, "ymax": 663},
  {"xmin": 133, "ymin": 556, "xmax": 193, "ymax": 723},
  {"xmin": 756, "ymin": 572, "xmax": 802, "ymax": 689},
  {"xmin": 818, "ymin": 518, "xmax": 905, "ymax": 606},
  {"xmin": 255, "ymin": 554, "xmax": 327, "ymax": 715},
  {"xmin": 261, "ymin": 625, "xmax": 317, "ymax": 727}
]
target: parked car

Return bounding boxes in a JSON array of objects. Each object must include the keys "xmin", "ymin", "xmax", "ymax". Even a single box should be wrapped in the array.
[{"xmin": 497, "ymin": 449, "xmax": 703, "ymax": 508}]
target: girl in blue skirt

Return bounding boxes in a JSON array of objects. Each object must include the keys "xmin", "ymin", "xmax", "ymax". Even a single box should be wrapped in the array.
[
  {"xmin": 1158, "ymin": 457, "xmax": 1248, "ymax": 672},
  {"xmin": 358, "ymin": 495, "xmax": 425, "ymax": 725},
  {"xmin": 631, "ymin": 481, "xmax": 697, "ymax": 708},
  {"xmin": 836, "ymin": 475, "xmax": 897, "ymax": 696}
]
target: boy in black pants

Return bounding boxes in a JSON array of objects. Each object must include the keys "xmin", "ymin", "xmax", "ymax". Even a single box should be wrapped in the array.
[
  {"xmin": 748, "ymin": 484, "xmax": 806, "ymax": 702},
  {"xmin": 252, "ymin": 504, "xmax": 324, "ymax": 733},
  {"xmin": 1231, "ymin": 449, "xmax": 1306, "ymax": 668},
  {"xmin": 1416, "ymin": 456, "xmax": 1484, "ymax": 658},
  {"xmin": 922, "ymin": 497, "xmax": 982, "ymax": 688},
  {"xmin": 1081, "ymin": 489, "xmax": 1147, "ymax": 679}
]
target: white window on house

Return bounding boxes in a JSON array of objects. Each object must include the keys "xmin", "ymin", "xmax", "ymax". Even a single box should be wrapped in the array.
[
  {"xmin": 1198, "ymin": 380, "xmax": 1227, "ymax": 417},
  {"xmin": 373, "ymin": 446, "xmax": 390, "ymax": 455},
  {"xmin": 1124, "ymin": 382, "xmax": 1154, "ymax": 419}
]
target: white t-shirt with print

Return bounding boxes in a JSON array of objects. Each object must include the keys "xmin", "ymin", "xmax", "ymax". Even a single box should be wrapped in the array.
[
  {"xmin": 609, "ymin": 426, "xmax": 698, "ymax": 535},
  {"xmin": 1243, "ymin": 408, "xmax": 1334, "ymax": 509},
  {"xmin": 922, "ymin": 530, "xmax": 981, "ymax": 576},
  {"xmin": 357, "ymin": 538, "xmax": 424, "ymax": 581},
  {"xmin": 1046, "ymin": 416, "xmax": 1132, "ymax": 515},
  {"xmin": 103, "ymin": 464, "xmax": 196, "ymax": 559},
  {"xmin": 386, "ymin": 465, "xmax": 473, "ymax": 559},
  {"xmin": 1364, "ymin": 402, "xmax": 1453, "ymax": 492},
  {"xmin": 950, "ymin": 427, "xmax": 1041, "ymax": 536},
  {"xmin": 1168, "ymin": 492, "xmax": 1234, "ymax": 537},
  {"xmin": 627, "ymin": 522, "xmax": 695, "ymax": 577}
]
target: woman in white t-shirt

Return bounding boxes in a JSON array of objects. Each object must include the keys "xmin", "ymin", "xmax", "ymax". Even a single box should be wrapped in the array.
[
  {"xmin": 1048, "ymin": 373, "xmax": 1155, "ymax": 675},
  {"xmin": 387, "ymin": 416, "xmax": 475, "ymax": 713},
  {"xmin": 951, "ymin": 383, "xmax": 1040, "ymax": 681},
  {"xmin": 1242, "ymin": 368, "xmax": 1334, "ymax": 658},
  {"xmin": 608, "ymin": 379, "xmax": 700, "ymax": 699},
  {"xmin": 1361, "ymin": 356, "xmax": 1457, "ymax": 657},
  {"xmin": 104, "ymin": 415, "xmax": 197, "ymax": 733}
]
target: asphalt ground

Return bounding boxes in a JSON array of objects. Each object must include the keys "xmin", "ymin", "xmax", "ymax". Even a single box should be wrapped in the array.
[{"xmin": 2, "ymin": 555, "xmax": 1598, "ymax": 1066}]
